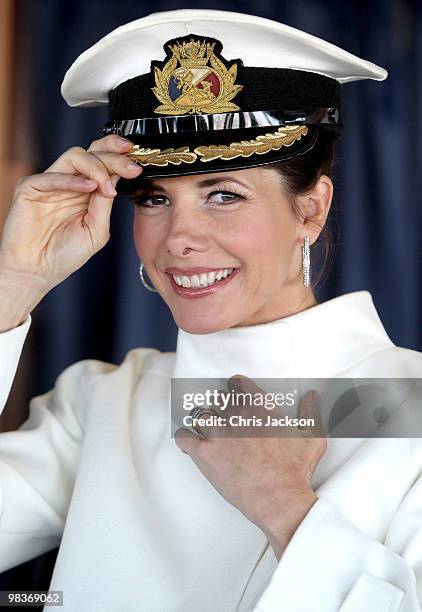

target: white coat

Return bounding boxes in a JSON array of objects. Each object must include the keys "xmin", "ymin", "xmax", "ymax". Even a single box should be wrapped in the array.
[{"xmin": 0, "ymin": 290, "xmax": 421, "ymax": 611}]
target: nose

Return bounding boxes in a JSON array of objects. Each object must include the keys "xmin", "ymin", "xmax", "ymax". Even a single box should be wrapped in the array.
[{"xmin": 164, "ymin": 205, "xmax": 210, "ymax": 258}]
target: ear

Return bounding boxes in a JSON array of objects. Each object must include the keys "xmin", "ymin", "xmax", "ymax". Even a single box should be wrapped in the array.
[{"xmin": 297, "ymin": 174, "xmax": 333, "ymax": 241}]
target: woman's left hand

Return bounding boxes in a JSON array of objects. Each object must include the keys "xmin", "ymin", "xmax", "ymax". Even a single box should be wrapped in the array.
[{"xmin": 174, "ymin": 375, "xmax": 327, "ymax": 560}]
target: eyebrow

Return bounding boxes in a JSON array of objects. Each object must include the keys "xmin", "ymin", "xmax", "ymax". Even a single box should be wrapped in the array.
[
  {"xmin": 149, "ymin": 175, "xmax": 251, "ymax": 191},
  {"xmin": 195, "ymin": 176, "xmax": 250, "ymax": 189}
]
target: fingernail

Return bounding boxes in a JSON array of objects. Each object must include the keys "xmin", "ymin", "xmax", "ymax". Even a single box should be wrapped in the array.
[
  {"xmin": 127, "ymin": 161, "xmax": 141, "ymax": 172},
  {"xmin": 105, "ymin": 180, "xmax": 117, "ymax": 196},
  {"xmin": 118, "ymin": 137, "xmax": 132, "ymax": 146}
]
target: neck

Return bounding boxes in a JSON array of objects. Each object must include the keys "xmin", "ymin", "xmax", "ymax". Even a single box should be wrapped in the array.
[
  {"xmin": 171, "ymin": 291, "xmax": 393, "ymax": 380},
  {"xmin": 233, "ymin": 287, "xmax": 318, "ymax": 328}
]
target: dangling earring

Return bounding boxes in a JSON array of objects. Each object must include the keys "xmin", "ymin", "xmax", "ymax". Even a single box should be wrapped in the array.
[
  {"xmin": 139, "ymin": 262, "xmax": 158, "ymax": 292},
  {"xmin": 302, "ymin": 236, "xmax": 311, "ymax": 287}
]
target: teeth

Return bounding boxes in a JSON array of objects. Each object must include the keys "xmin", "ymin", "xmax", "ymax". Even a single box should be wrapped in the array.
[{"xmin": 172, "ymin": 268, "xmax": 234, "ymax": 288}]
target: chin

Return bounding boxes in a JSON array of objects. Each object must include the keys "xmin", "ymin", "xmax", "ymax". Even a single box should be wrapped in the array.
[{"xmin": 172, "ymin": 311, "xmax": 234, "ymax": 335}]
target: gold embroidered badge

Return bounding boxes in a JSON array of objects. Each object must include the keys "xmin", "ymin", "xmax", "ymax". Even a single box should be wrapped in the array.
[
  {"xmin": 195, "ymin": 125, "xmax": 309, "ymax": 161},
  {"xmin": 151, "ymin": 36, "xmax": 243, "ymax": 115},
  {"xmin": 125, "ymin": 146, "xmax": 197, "ymax": 167},
  {"xmin": 126, "ymin": 126, "xmax": 309, "ymax": 167}
]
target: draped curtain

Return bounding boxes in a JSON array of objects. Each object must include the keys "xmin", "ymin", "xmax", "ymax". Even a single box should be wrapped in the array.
[
  {"xmin": 0, "ymin": 0, "xmax": 421, "ymax": 592},
  {"xmin": 0, "ymin": 0, "xmax": 34, "ymax": 433}
]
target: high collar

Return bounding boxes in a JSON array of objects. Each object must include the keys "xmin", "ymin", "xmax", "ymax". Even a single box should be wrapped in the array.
[{"xmin": 171, "ymin": 290, "xmax": 394, "ymax": 379}]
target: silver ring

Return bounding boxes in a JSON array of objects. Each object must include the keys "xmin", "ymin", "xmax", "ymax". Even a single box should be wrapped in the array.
[{"xmin": 189, "ymin": 407, "xmax": 220, "ymax": 439}]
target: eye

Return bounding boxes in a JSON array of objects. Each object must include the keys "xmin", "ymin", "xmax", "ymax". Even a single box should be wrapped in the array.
[
  {"xmin": 133, "ymin": 194, "xmax": 170, "ymax": 208},
  {"xmin": 207, "ymin": 189, "xmax": 246, "ymax": 205},
  {"xmin": 132, "ymin": 185, "xmax": 248, "ymax": 209}
]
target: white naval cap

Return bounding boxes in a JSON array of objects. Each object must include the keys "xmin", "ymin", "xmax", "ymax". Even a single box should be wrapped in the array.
[
  {"xmin": 61, "ymin": 8, "xmax": 388, "ymax": 108},
  {"xmin": 59, "ymin": 9, "xmax": 389, "ymax": 181}
]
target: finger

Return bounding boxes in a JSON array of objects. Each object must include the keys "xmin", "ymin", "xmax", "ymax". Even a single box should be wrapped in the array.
[
  {"xmin": 45, "ymin": 147, "xmax": 118, "ymax": 198},
  {"xmin": 227, "ymin": 374, "xmax": 270, "ymax": 420},
  {"xmin": 297, "ymin": 390, "xmax": 326, "ymax": 437},
  {"xmin": 88, "ymin": 150, "xmax": 142, "ymax": 181},
  {"xmin": 21, "ymin": 172, "xmax": 99, "ymax": 197},
  {"xmin": 87, "ymin": 134, "xmax": 134, "ymax": 153},
  {"xmin": 227, "ymin": 373, "xmax": 267, "ymax": 398},
  {"xmin": 83, "ymin": 173, "xmax": 120, "ymax": 238},
  {"xmin": 207, "ymin": 389, "xmax": 232, "ymax": 413},
  {"xmin": 174, "ymin": 427, "xmax": 203, "ymax": 455}
]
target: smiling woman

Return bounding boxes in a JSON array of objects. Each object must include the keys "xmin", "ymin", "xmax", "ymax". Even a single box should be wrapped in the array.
[
  {"xmin": 129, "ymin": 158, "xmax": 333, "ymax": 333},
  {"xmin": 0, "ymin": 8, "xmax": 421, "ymax": 612},
  {"xmin": 128, "ymin": 127, "xmax": 336, "ymax": 332}
]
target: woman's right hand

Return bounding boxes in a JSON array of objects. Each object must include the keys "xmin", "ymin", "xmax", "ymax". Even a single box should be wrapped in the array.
[
  {"xmin": 0, "ymin": 134, "xmax": 142, "ymax": 297},
  {"xmin": 0, "ymin": 134, "xmax": 142, "ymax": 330}
]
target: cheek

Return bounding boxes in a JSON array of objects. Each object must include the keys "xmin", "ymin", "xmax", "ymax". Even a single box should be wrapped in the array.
[
  {"xmin": 132, "ymin": 211, "xmax": 159, "ymax": 260},
  {"xmin": 244, "ymin": 213, "xmax": 295, "ymax": 263}
]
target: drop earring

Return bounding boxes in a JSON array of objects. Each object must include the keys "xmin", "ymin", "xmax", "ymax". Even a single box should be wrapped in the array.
[{"xmin": 302, "ymin": 236, "xmax": 311, "ymax": 287}]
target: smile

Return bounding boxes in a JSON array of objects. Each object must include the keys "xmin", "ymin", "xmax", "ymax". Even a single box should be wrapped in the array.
[
  {"xmin": 172, "ymin": 268, "xmax": 234, "ymax": 288},
  {"xmin": 168, "ymin": 268, "xmax": 239, "ymax": 299}
]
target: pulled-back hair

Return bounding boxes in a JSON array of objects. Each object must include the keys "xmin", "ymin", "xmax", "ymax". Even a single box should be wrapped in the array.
[{"xmin": 266, "ymin": 128, "xmax": 338, "ymax": 291}]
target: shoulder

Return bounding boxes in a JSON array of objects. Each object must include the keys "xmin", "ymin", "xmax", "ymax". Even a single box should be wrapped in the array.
[
  {"xmin": 339, "ymin": 344, "xmax": 422, "ymax": 377},
  {"xmin": 53, "ymin": 345, "xmax": 176, "ymax": 391},
  {"xmin": 375, "ymin": 344, "xmax": 422, "ymax": 373},
  {"xmin": 34, "ymin": 346, "xmax": 176, "ymax": 431},
  {"xmin": 44, "ymin": 347, "xmax": 175, "ymax": 417}
]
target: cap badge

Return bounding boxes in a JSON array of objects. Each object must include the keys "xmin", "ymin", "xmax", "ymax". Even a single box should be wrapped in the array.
[
  {"xmin": 152, "ymin": 36, "xmax": 243, "ymax": 115},
  {"xmin": 127, "ymin": 125, "xmax": 309, "ymax": 166}
]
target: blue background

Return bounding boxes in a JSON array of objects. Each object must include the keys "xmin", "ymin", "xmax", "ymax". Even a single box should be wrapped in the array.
[{"xmin": 1, "ymin": 0, "xmax": 421, "ymax": 594}]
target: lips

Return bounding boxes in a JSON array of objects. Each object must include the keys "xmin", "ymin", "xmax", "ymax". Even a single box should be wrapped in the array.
[
  {"xmin": 165, "ymin": 266, "xmax": 237, "ymax": 275},
  {"xmin": 172, "ymin": 268, "xmax": 234, "ymax": 288},
  {"xmin": 168, "ymin": 267, "xmax": 239, "ymax": 299}
]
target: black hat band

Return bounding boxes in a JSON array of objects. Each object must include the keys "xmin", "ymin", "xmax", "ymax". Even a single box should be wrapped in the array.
[
  {"xmin": 109, "ymin": 66, "xmax": 341, "ymax": 119},
  {"xmin": 104, "ymin": 107, "xmax": 340, "ymax": 137}
]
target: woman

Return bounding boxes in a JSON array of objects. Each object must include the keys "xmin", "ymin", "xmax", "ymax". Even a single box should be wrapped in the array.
[{"xmin": 0, "ymin": 8, "xmax": 421, "ymax": 612}]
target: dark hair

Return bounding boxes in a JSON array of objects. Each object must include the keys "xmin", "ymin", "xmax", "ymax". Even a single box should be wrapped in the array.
[{"xmin": 266, "ymin": 128, "xmax": 338, "ymax": 291}]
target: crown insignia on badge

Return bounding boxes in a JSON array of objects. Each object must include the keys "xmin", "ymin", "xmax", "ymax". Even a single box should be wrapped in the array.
[{"xmin": 151, "ymin": 36, "xmax": 243, "ymax": 115}]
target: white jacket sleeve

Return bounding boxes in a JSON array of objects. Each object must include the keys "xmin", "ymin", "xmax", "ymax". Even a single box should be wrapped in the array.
[
  {"xmin": 253, "ymin": 474, "xmax": 422, "ymax": 612},
  {"xmin": 0, "ymin": 315, "xmax": 32, "ymax": 411},
  {"xmin": 0, "ymin": 316, "xmax": 106, "ymax": 572}
]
